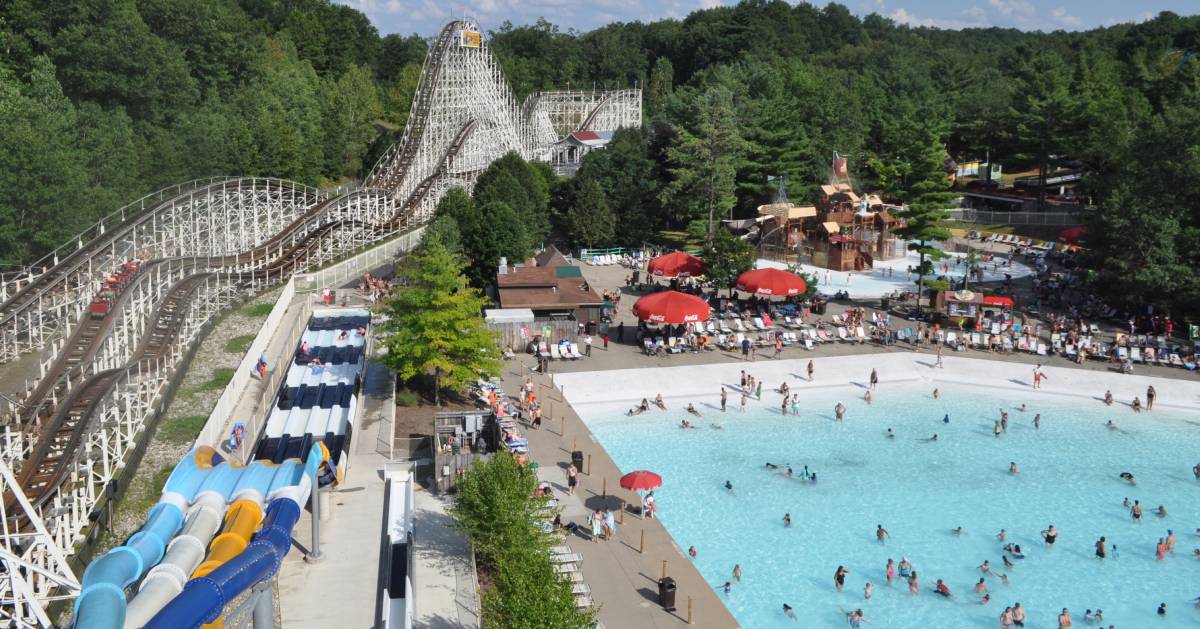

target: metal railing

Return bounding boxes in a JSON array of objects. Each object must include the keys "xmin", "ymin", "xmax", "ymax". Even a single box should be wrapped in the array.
[
  {"xmin": 293, "ymin": 228, "xmax": 424, "ymax": 293},
  {"xmin": 944, "ymin": 208, "xmax": 1085, "ymax": 227},
  {"xmin": 391, "ymin": 436, "xmax": 432, "ymax": 462}
]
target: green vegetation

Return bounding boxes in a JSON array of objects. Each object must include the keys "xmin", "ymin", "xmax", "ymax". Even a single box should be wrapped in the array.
[
  {"xmin": 182, "ymin": 367, "xmax": 235, "ymax": 396},
  {"xmin": 701, "ymin": 229, "xmax": 756, "ymax": 290},
  {"xmin": 377, "ymin": 242, "xmax": 501, "ymax": 405},
  {"xmin": 94, "ymin": 465, "xmax": 174, "ymax": 554},
  {"xmin": 156, "ymin": 414, "xmax": 208, "ymax": 445},
  {"xmin": 894, "ymin": 206, "xmax": 953, "ymax": 312},
  {"xmin": 394, "ymin": 389, "xmax": 419, "ymax": 407},
  {"xmin": 451, "ymin": 455, "xmax": 595, "ymax": 628},
  {"xmin": 240, "ymin": 303, "xmax": 275, "ymax": 317},
  {"xmin": 223, "ymin": 334, "xmax": 256, "ymax": 355}
]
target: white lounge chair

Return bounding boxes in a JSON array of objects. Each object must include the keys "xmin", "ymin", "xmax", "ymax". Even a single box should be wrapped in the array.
[
  {"xmin": 1130, "ymin": 347, "xmax": 1142, "ymax": 363},
  {"xmin": 855, "ymin": 326, "xmax": 866, "ymax": 342},
  {"xmin": 550, "ymin": 344, "xmax": 562, "ymax": 360},
  {"xmin": 837, "ymin": 327, "xmax": 849, "ymax": 341}
]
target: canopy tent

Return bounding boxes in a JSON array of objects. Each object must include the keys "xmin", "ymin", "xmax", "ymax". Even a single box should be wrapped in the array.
[
  {"xmin": 735, "ymin": 268, "xmax": 807, "ymax": 297},
  {"xmin": 982, "ymin": 295, "xmax": 1015, "ymax": 307},
  {"xmin": 1058, "ymin": 226, "xmax": 1086, "ymax": 244},
  {"xmin": 632, "ymin": 291, "xmax": 710, "ymax": 324},
  {"xmin": 647, "ymin": 251, "xmax": 704, "ymax": 278}
]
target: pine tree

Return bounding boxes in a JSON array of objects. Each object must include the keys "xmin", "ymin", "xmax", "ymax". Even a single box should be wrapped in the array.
[
  {"xmin": 892, "ymin": 206, "xmax": 952, "ymax": 315},
  {"xmin": 377, "ymin": 242, "xmax": 501, "ymax": 405},
  {"xmin": 665, "ymin": 86, "xmax": 748, "ymax": 241}
]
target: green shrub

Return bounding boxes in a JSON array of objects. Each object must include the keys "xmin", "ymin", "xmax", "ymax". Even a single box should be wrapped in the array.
[{"xmin": 395, "ymin": 390, "xmax": 419, "ymax": 407}]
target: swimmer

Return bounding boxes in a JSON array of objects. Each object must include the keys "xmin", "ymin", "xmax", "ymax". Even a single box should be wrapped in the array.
[
  {"xmin": 1042, "ymin": 525, "xmax": 1058, "ymax": 546},
  {"xmin": 777, "ymin": 467, "xmax": 794, "ymax": 478},
  {"xmin": 783, "ymin": 513, "xmax": 792, "ymax": 527},
  {"xmin": 679, "ymin": 419, "xmax": 697, "ymax": 429},
  {"xmin": 1058, "ymin": 608, "xmax": 1071, "ymax": 628},
  {"xmin": 724, "ymin": 480, "xmax": 734, "ymax": 494},
  {"xmin": 1119, "ymin": 471, "xmax": 1136, "ymax": 486},
  {"xmin": 997, "ymin": 529, "xmax": 1006, "ymax": 542},
  {"xmin": 934, "ymin": 579, "xmax": 951, "ymax": 597},
  {"xmin": 942, "ymin": 413, "xmax": 950, "ymax": 424},
  {"xmin": 863, "ymin": 582, "xmax": 873, "ymax": 600},
  {"xmin": 1157, "ymin": 504, "xmax": 1167, "ymax": 517},
  {"xmin": 1010, "ymin": 462, "xmax": 1018, "ymax": 475},
  {"xmin": 688, "ymin": 545, "xmax": 697, "ymax": 557},
  {"xmin": 1167, "ymin": 530, "xmax": 1176, "ymax": 552},
  {"xmin": 1194, "ymin": 462, "xmax": 1200, "ymax": 480},
  {"xmin": 1123, "ymin": 497, "xmax": 1131, "ymax": 508},
  {"xmin": 907, "ymin": 571, "xmax": 919, "ymax": 595},
  {"xmin": 687, "ymin": 403, "xmax": 701, "ymax": 416},
  {"xmin": 864, "ymin": 389, "xmax": 872, "ymax": 404},
  {"xmin": 933, "ymin": 388, "xmax": 940, "ymax": 398},
  {"xmin": 1002, "ymin": 555, "xmax": 1014, "ymax": 570},
  {"xmin": 898, "ymin": 557, "xmax": 912, "ymax": 577},
  {"xmin": 924, "ymin": 434, "xmax": 939, "ymax": 443},
  {"xmin": 835, "ymin": 402, "xmax": 847, "ymax": 420},
  {"xmin": 1132, "ymin": 396, "xmax": 1141, "ymax": 413},
  {"xmin": 790, "ymin": 394, "xmax": 799, "ymax": 416},
  {"xmin": 847, "ymin": 608, "xmax": 865, "ymax": 628},
  {"xmin": 1004, "ymin": 544, "xmax": 1024, "ymax": 558},
  {"xmin": 979, "ymin": 560, "xmax": 991, "ymax": 573},
  {"xmin": 1105, "ymin": 419, "xmax": 1117, "ymax": 430},
  {"xmin": 810, "ymin": 472, "xmax": 817, "ymax": 483},
  {"xmin": 783, "ymin": 603, "xmax": 797, "ymax": 621},
  {"xmin": 1033, "ymin": 414, "xmax": 1040, "ymax": 429},
  {"xmin": 722, "ymin": 581, "xmax": 732, "ymax": 595},
  {"xmin": 765, "ymin": 462, "xmax": 779, "ymax": 470},
  {"xmin": 834, "ymin": 565, "xmax": 849, "ymax": 591},
  {"xmin": 952, "ymin": 526, "xmax": 965, "ymax": 536},
  {"xmin": 1095, "ymin": 536, "xmax": 1107, "ymax": 559},
  {"xmin": 1104, "ymin": 390, "xmax": 1114, "ymax": 405},
  {"xmin": 778, "ymin": 382, "xmax": 789, "ymax": 396},
  {"xmin": 1018, "ymin": 403, "xmax": 1026, "ymax": 412},
  {"xmin": 886, "ymin": 427, "xmax": 895, "ymax": 439},
  {"xmin": 876, "ymin": 525, "xmax": 890, "ymax": 543},
  {"xmin": 655, "ymin": 394, "xmax": 667, "ymax": 410},
  {"xmin": 975, "ymin": 577, "xmax": 988, "ymax": 594},
  {"xmin": 1000, "ymin": 573, "xmax": 1009, "ymax": 586},
  {"xmin": 709, "ymin": 423, "xmax": 724, "ymax": 430}
]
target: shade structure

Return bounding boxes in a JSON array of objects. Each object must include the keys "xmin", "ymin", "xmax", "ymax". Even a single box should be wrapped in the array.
[
  {"xmin": 633, "ymin": 291, "xmax": 710, "ymax": 324},
  {"xmin": 1058, "ymin": 226, "xmax": 1086, "ymax": 244},
  {"xmin": 619, "ymin": 470, "xmax": 663, "ymax": 491},
  {"xmin": 647, "ymin": 251, "xmax": 704, "ymax": 277},
  {"xmin": 982, "ymin": 295, "xmax": 1014, "ymax": 307},
  {"xmin": 735, "ymin": 268, "xmax": 807, "ymax": 297}
]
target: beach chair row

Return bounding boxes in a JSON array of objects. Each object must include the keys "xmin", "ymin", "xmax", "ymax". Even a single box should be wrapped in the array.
[
  {"xmin": 588, "ymin": 254, "xmax": 620, "ymax": 265},
  {"xmin": 550, "ymin": 545, "xmax": 594, "ymax": 609},
  {"xmin": 537, "ymin": 341, "xmax": 584, "ymax": 360}
]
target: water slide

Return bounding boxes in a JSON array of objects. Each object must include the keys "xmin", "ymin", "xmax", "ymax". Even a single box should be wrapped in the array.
[{"xmin": 72, "ymin": 445, "xmax": 321, "ymax": 629}]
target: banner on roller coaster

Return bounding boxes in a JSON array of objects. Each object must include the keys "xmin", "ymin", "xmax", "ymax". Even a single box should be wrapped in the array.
[{"xmin": 460, "ymin": 30, "xmax": 481, "ymax": 47}]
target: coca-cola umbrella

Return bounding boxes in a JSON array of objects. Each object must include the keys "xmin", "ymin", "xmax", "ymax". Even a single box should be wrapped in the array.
[
  {"xmin": 619, "ymin": 470, "xmax": 663, "ymax": 491},
  {"xmin": 735, "ymin": 268, "xmax": 807, "ymax": 297},
  {"xmin": 632, "ymin": 291, "xmax": 711, "ymax": 324},
  {"xmin": 647, "ymin": 251, "xmax": 705, "ymax": 278}
]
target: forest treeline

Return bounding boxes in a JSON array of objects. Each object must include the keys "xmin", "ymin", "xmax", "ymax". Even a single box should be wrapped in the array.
[{"xmin": 2, "ymin": 1, "xmax": 1198, "ymax": 311}]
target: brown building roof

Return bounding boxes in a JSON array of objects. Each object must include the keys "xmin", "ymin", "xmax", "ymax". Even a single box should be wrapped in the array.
[
  {"xmin": 496, "ymin": 266, "xmax": 556, "ymax": 287},
  {"xmin": 534, "ymin": 246, "xmax": 571, "ymax": 268},
  {"xmin": 497, "ymin": 261, "xmax": 602, "ymax": 310}
]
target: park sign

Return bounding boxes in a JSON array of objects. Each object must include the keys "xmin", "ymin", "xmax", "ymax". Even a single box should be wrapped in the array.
[{"xmin": 460, "ymin": 30, "xmax": 481, "ymax": 47}]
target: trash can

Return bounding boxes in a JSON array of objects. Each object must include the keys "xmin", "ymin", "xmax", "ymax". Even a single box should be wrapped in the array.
[
  {"xmin": 880, "ymin": 297, "xmax": 891, "ymax": 310},
  {"xmin": 571, "ymin": 450, "xmax": 584, "ymax": 472},
  {"xmin": 658, "ymin": 577, "xmax": 677, "ymax": 611},
  {"xmin": 812, "ymin": 300, "xmax": 827, "ymax": 315}
]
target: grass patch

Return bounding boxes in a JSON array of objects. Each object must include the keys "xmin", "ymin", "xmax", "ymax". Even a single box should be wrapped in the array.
[
  {"xmin": 241, "ymin": 302, "xmax": 274, "ymax": 317},
  {"xmin": 396, "ymin": 389, "xmax": 419, "ymax": 407},
  {"xmin": 182, "ymin": 367, "xmax": 236, "ymax": 396},
  {"xmin": 157, "ymin": 415, "xmax": 208, "ymax": 445},
  {"xmin": 224, "ymin": 334, "xmax": 256, "ymax": 355},
  {"xmin": 656, "ymin": 230, "xmax": 704, "ymax": 251}
]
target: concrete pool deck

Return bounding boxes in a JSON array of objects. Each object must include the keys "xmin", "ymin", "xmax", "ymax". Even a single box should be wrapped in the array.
[{"xmin": 552, "ymin": 351, "xmax": 1200, "ymax": 414}]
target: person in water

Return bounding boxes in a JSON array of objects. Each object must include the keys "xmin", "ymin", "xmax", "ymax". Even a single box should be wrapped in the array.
[
  {"xmin": 952, "ymin": 526, "xmax": 965, "ymax": 536},
  {"xmin": 1130, "ymin": 499, "xmax": 1142, "ymax": 521},
  {"xmin": 1033, "ymin": 414, "xmax": 1041, "ymax": 429},
  {"xmin": 864, "ymin": 389, "xmax": 872, "ymax": 404},
  {"xmin": 724, "ymin": 480, "xmax": 734, "ymax": 494},
  {"xmin": 1010, "ymin": 462, "xmax": 1019, "ymax": 475},
  {"xmin": 924, "ymin": 434, "xmax": 939, "ymax": 443},
  {"xmin": 932, "ymin": 388, "xmax": 940, "ymax": 398},
  {"xmin": 1105, "ymin": 419, "xmax": 1118, "ymax": 430},
  {"xmin": 687, "ymin": 403, "xmax": 701, "ymax": 416},
  {"xmin": 765, "ymin": 462, "xmax": 779, "ymax": 470},
  {"xmin": 1120, "ymin": 472, "xmax": 1136, "ymax": 485},
  {"xmin": 655, "ymin": 393, "xmax": 667, "ymax": 409},
  {"xmin": 942, "ymin": 413, "xmax": 950, "ymax": 424},
  {"xmin": 1104, "ymin": 390, "xmax": 1114, "ymax": 406},
  {"xmin": 876, "ymin": 525, "xmax": 890, "ymax": 543},
  {"xmin": 783, "ymin": 603, "xmax": 797, "ymax": 621},
  {"xmin": 934, "ymin": 579, "xmax": 951, "ymax": 597},
  {"xmin": 886, "ymin": 428, "xmax": 895, "ymax": 439},
  {"xmin": 835, "ymin": 402, "xmax": 847, "ymax": 420},
  {"xmin": 783, "ymin": 513, "xmax": 792, "ymax": 527},
  {"xmin": 834, "ymin": 565, "xmax": 849, "ymax": 591},
  {"xmin": 1042, "ymin": 525, "xmax": 1058, "ymax": 546},
  {"xmin": 777, "ymin": 467, "xmax": 793, "ymax": 478}
]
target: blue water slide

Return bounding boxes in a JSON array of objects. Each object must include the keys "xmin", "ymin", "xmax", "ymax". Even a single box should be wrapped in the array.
[
  {"xmin": 72, "ymin": 500, "xmax": 185, "ymax": 628},
  {"xmin": 142, "ymin": 498, "xmax": 302, "ymax": 629}
]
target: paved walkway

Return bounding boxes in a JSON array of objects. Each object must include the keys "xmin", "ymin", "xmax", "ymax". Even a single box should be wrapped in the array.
[
  {"xmin": 497, "ymin": 355, "xmax": 741, "ymax": 629},
  {"xmin": 411, "ymin": 491, "xmax": 480, "ymax": 629}
]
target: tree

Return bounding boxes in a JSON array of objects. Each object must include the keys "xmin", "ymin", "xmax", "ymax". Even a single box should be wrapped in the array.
[
  {"xmin": 700, "ymin": 228, "xmax": 754, "ymax": 290},
  {"xmin": 892, "ymin": 206, "xmax": 952, "ymax": 314},
  {"xmin": 560, "ymin": 175, "xmax": 615, "ymax": 248},
  {"xmin": 419, "ymin": 214, "xmax": 462, "ymax": 256},
  {"xmin": 1008, "ymin": 49, "xmax": 1075, "ymax": 211},
  {"xmin": 473, "ymin": 152, "xmax": 551, "ymax": 250},
  {"xmin": 455, "ymin": 201, "xmax": 530, "ymax": 289},
  {"xmin": 666, "ymin": 86, "xmax": 747, "ymax": 240},
  {"xmin": 377, "ymin": 242, "xmax": 500, "ymax": 405},
  {"xmin": 645, "ymin": 56, "xmax": 673, "ymax": 118}
]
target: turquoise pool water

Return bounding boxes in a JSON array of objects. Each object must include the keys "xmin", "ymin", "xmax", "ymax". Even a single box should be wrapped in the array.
[{"xmin": 580, "ymin": 383, "xmax": 1200, "ymax": 628}]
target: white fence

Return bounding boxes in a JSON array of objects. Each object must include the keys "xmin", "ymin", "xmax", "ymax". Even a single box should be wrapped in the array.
[
  {"xmin": 294, "ymin": 228, "xmax": 424, "ymax": 293},
  {"xmin": 194, "ymin": 278, "xmax": 304, "ymax": 453}
]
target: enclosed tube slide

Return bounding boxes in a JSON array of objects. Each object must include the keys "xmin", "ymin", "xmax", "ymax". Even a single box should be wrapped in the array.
[{"xmin": 72, "ymin": 445, "xmax": 319, "ymax": 629}]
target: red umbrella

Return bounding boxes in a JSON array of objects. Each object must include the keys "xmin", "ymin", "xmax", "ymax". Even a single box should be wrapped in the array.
[
  {"xmin": 648, "ymin": 251, "xmax": 704, "ymax": 277},
  {"xmin": 735, "ymin": 268, "xmax": 807, "ymax": 297},
  {"xmin": 1058, "ymin": 226, "xmax": 1086, "ymax": 244},
  {"xmin": 633, "ymin": 291, "xmax": 710, "ymax": 324},
  {"xmin": 620, "ymin": 470, "xmax": 663, "ymax": 491}
]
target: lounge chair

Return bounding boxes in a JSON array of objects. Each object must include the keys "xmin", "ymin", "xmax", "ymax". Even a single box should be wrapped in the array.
[
  {"xmin": 1036, "ymin": 343, "xmax": 1047, "ymax": 355},
  {"xmin": 752, "ymin": 317, "xmax": 766, "ymax": 330},
  {"xmin": 550, "ymin": 344, "xmax": 562, "ymax": 360},
  {"xmin": 553, "ymin": 552, "xmax": 584, "ymax": 565},
  {"xmin": 719, "ymin": 319, "xmax": 732, "ymax": 333},
  {"xmin": 1169, "ymin": 353, "xmax": 1184, "ymax": 367},
  {"xmin": 837, "ymin": 327, "xmax": 849, "ymax": 341},
  {"xmin": 971, "ymin": 332, "xmax": 982, "ymax": 348},
  {"xmin": 553, "ymin": 563, "xmax": 578, "ymax": 574},
  {"xmin": 818, "ymin": 330, "xmax": 832, "ymax": 343},
  {"xmin": 855, "ymin": 326, "xmax": 866, "ymax": 342},
  {"xmin": 734, "ymin": 319, "xmax": 747, "ymax": 332},
  {"xmin": 804, "ymin": 338, "xmax": 814, "ymax": 350},
  {"xmin": 1130, "ymin": 347, "xmax": 1142, "ymax": 363},
  {"xmin": 539, "ymin": 342, "xmax": 551, "ymax": 358}
]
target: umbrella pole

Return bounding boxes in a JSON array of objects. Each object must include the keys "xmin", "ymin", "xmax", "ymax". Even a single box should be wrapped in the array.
[
  {"xmin": 602, "ymin": 478, "xmax": 607, "ymax": 497},
  {"xmin": 640, "ymin": 529, "xmax": 645, "ymax": 554}
]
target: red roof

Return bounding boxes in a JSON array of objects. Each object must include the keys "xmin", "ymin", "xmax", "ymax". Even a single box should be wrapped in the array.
[{"xmin": 571, "ymin": 130, "xmax": 602, "ymax": 141}]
